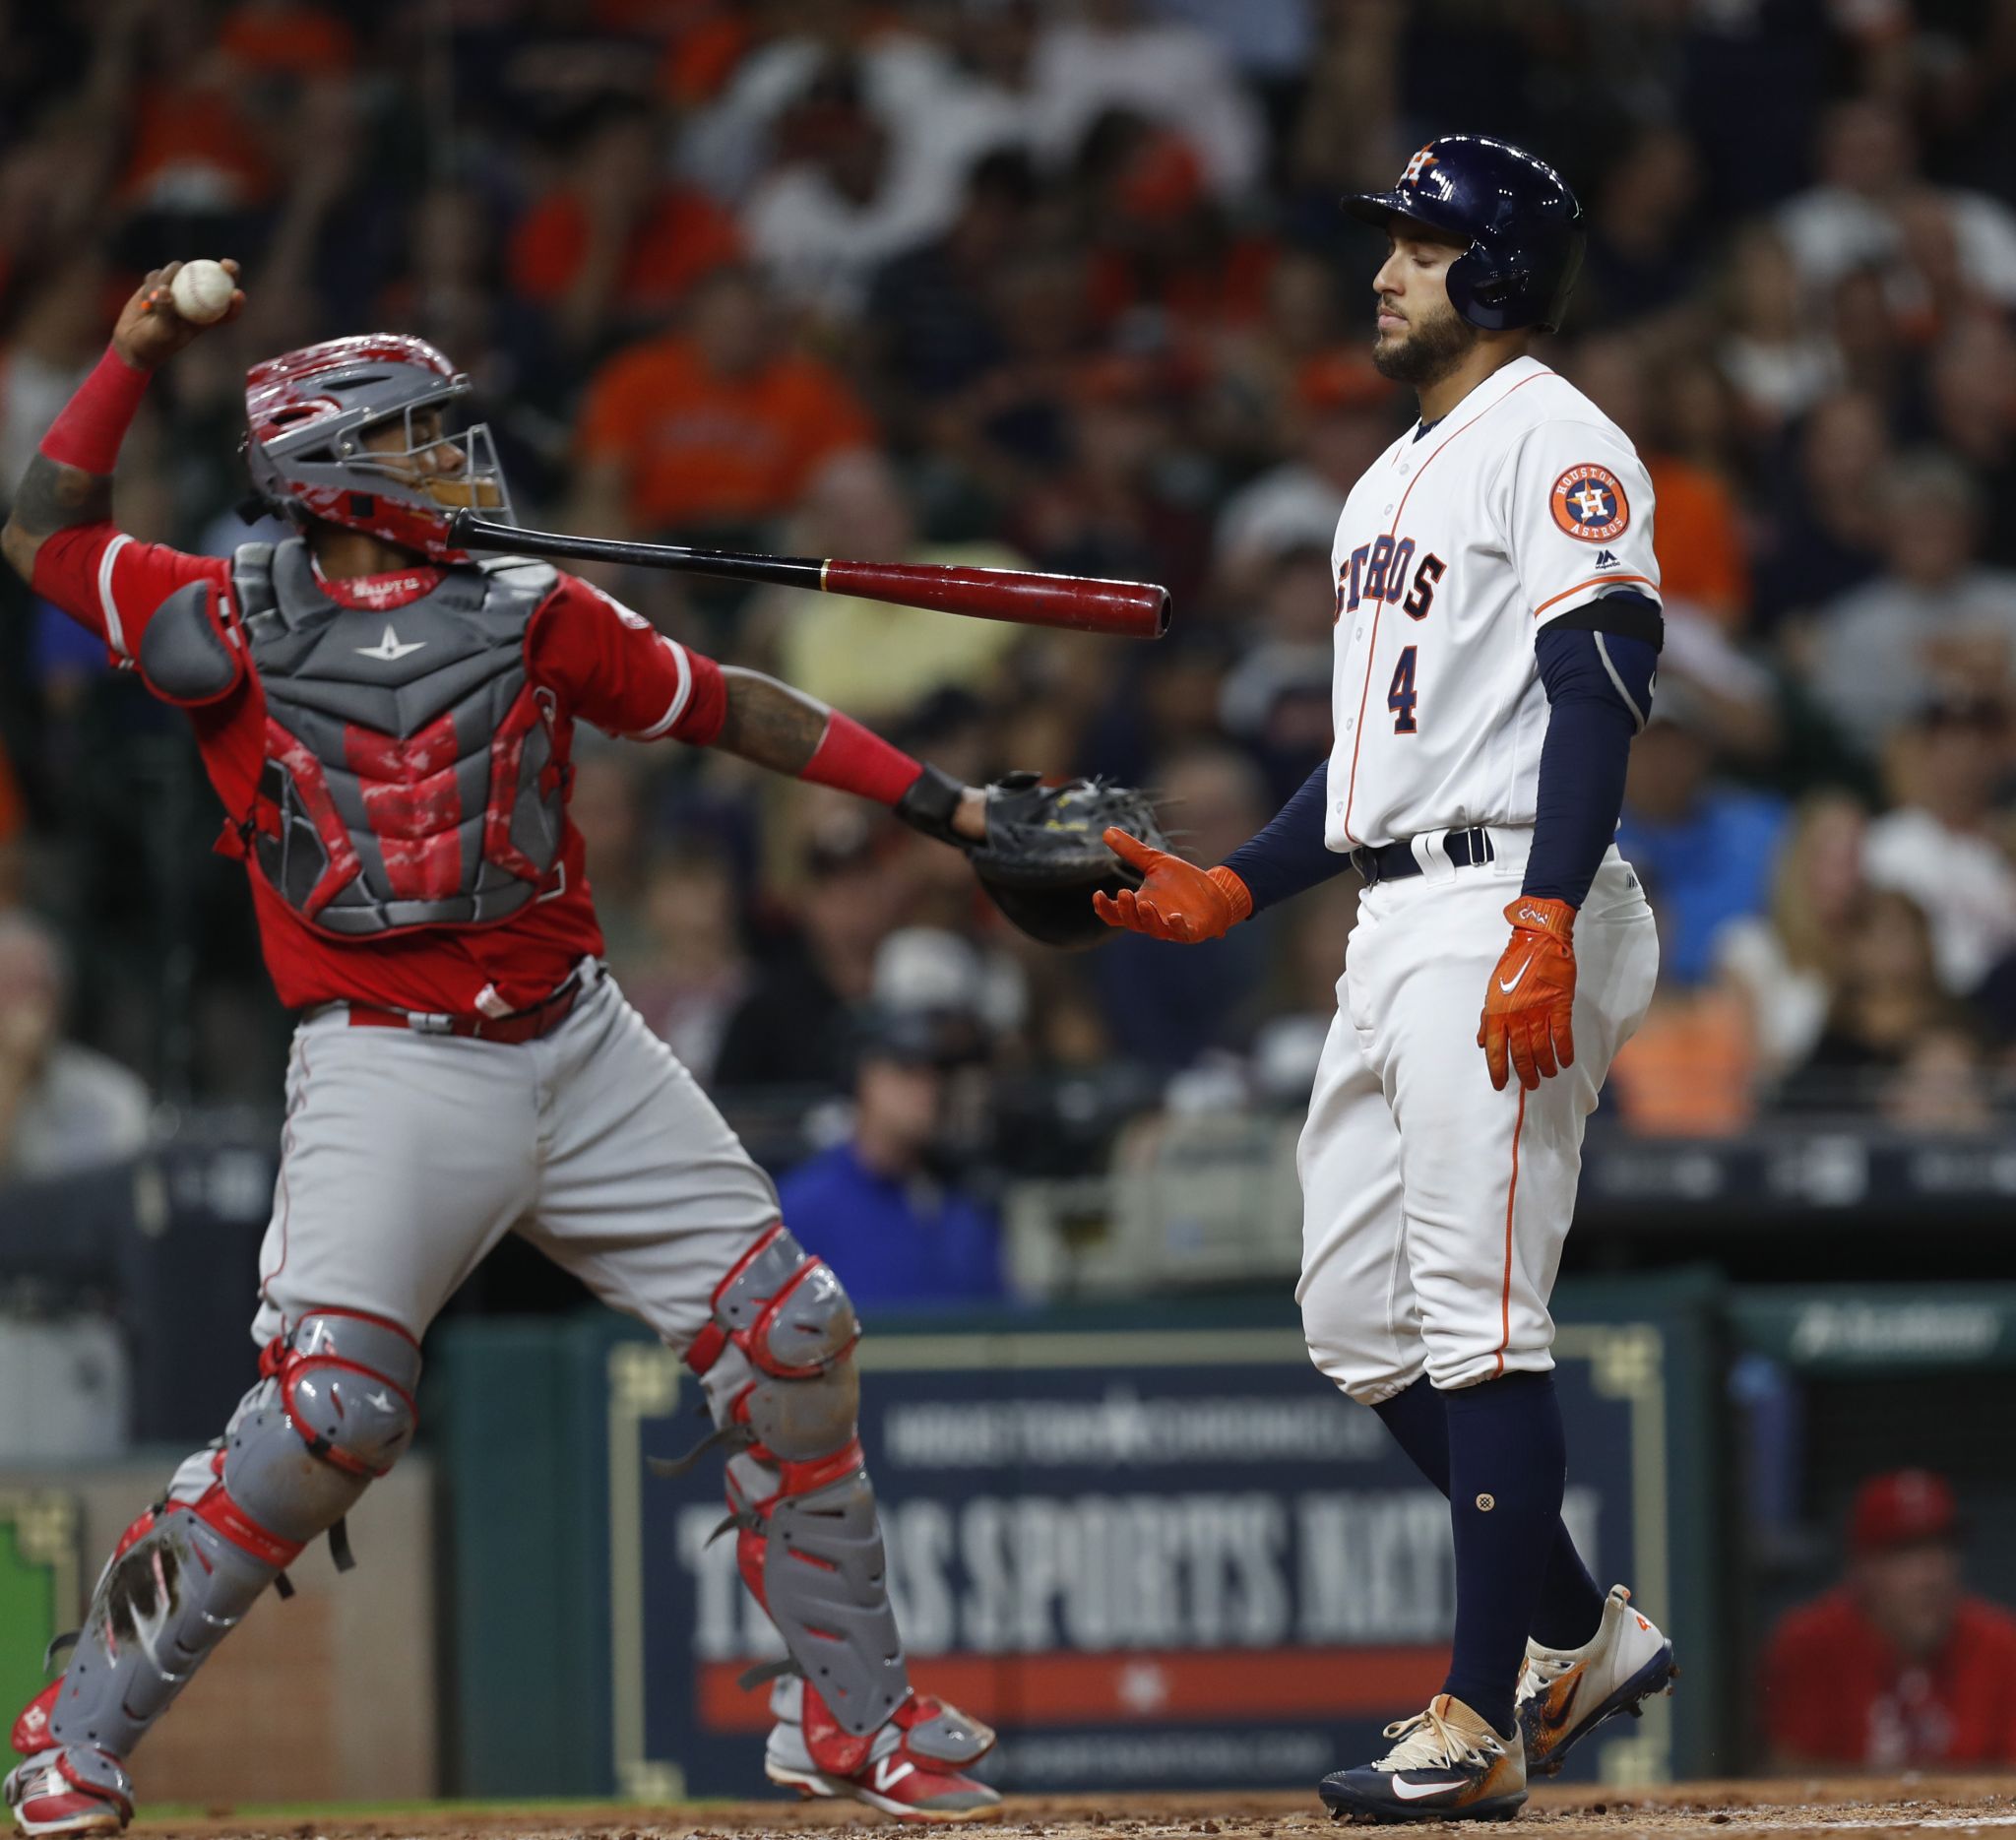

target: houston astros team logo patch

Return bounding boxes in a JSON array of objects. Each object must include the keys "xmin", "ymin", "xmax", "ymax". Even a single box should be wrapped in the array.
[{"xmin": 1550, "ymin": 464, "xmax": 1630, "ymax": 542}]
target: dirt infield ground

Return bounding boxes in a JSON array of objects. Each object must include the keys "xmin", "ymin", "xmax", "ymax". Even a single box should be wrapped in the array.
[{"xmin": 133, "ymin": 1776, "xmax": 2016, "ymax": 1840}]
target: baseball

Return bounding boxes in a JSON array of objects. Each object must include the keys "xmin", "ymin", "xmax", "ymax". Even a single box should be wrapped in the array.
[{"xmin": 168, "ymin": 259, "xmax": 234, "ymax": 325}]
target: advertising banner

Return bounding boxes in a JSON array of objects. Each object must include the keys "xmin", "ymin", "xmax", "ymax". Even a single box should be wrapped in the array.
[
  {"xmin": 0, "ymin": 1491, "xmax": 79, "ymax": 1735},
  {"xmin": 605, "ymin": 1322, "xmax": 1679, "ymax": 1800}
]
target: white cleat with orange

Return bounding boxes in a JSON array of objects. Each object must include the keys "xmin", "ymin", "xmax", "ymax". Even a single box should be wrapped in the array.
[{"xmin": 1516, "ymin": 1584, "xmax": 1677, "ymax": 1776}]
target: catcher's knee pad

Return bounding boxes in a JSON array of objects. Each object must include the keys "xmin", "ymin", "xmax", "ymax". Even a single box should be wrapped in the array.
[
  {"xmin": 683, "ymin": 1225, "xmax": 907, "ymax": 1737},
  {"xmin": 41, "ymin": 1309, "xmax": 418, "ymax": 1763},
  {"xmin": 693, "ymin": 1226, "xmax": 860, "ymax": 1460},
  {"xmin": 226, "ymin": 1308, "xmax": 419, "ymax": 1542}
]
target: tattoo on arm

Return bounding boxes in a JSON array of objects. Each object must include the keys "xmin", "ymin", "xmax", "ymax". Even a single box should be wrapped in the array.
[
  {"xmin": 715, "ymin": 666, "xmax": 831, "ymax": 774},
  {"xmin": 14, "ymin": 454, "xmax": 114, "ymax": 534},
  {"xmin": 3, "ymin": 453, "xmax": 114, "ymax": 579}
]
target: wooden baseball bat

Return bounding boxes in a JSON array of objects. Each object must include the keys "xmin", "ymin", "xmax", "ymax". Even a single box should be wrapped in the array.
[{"xmin": 446, "ymin": 512, "xmax": 1169, "ymax": 639}]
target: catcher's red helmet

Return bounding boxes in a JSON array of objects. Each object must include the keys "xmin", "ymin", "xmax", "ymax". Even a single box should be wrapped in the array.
[{"xmin": 243, "ymin": 335, "xmax": 514, "ymax": 560}]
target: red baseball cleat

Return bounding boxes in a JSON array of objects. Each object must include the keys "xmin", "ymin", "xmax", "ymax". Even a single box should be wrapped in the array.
[
  {"xmin": 765, "ymin": 1677, "xmax": 1000, "ymax": 1821},
  {"xmin": 3, "ymin": 1749, "xmax": 133, "ymax": 1838}
]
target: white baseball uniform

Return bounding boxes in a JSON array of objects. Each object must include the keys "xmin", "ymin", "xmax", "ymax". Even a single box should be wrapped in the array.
[{"xmin": 1296, "ymin": 354, "xmax": 1662, "ymax": 1402}]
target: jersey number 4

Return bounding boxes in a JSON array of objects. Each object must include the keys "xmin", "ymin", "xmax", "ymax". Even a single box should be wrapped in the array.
[{"xmin": 1387, "ymin": 646, "xmax": 1418, "ymax": 733}]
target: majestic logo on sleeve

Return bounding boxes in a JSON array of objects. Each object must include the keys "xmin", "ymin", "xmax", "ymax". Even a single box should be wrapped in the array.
[{"xmin": 1549, "ymin": 464, "xmax": 1630, "ymax": 542}]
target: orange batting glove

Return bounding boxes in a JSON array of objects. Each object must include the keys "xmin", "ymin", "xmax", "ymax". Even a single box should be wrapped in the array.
[
  {"xmin": 1478, "ymin": 896, "xmax": 1577, "ymax": 1093},
  {"xmin": 1093, "ymin": 828, "xmax": 1253, "ymax": 943}
]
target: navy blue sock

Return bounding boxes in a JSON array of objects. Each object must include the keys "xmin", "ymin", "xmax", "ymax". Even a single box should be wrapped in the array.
[
  {"xmin": 1373, "ymin": 1376, "xmax": 1604, "ymax": 1654},
  {"xmin": 1435, "ymin": 1371, "xmax": 1571, "ymax": 1738}
]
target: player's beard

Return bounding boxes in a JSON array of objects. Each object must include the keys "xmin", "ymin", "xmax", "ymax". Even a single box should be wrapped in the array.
[{"xmin": 1372, "ymin": 302, "xmax": 1479, "ymax": 387}]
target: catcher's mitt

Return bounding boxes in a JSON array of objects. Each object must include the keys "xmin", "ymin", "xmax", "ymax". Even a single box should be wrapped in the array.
[{"xmin": 966, "ymin": 771, "xmax": 1169, "ymax": 949}]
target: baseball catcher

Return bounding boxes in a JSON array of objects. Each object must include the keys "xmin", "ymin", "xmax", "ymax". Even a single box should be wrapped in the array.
[{"xmin": 0, "ymin": 261, "xmax": 1149, "ymax": 1833}]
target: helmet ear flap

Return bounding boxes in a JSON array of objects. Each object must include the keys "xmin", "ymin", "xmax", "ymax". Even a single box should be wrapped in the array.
[
  {"xmin": 1448, "ymin": 242, "xmax": 1538, "ymax": 332},
  {"xmin": 1445, "ymin": 245, "xmax": 1498, "ymax": 332}
]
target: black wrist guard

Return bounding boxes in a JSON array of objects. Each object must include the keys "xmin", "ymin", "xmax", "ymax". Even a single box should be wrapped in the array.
[{"xmin": 894, "ymin": 763, "xmax": 969, "ymax": 848}]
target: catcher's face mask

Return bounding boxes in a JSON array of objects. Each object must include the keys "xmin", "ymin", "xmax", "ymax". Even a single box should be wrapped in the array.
[{"xmin": 353, "ymin": 405, "xmax": 510, "ymax": 512}]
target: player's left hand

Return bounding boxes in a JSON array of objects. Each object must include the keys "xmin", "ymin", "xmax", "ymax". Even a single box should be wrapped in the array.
[{"xmin": 1478, "ymin": 896, "xmax": 1577, "ymax": 1093}]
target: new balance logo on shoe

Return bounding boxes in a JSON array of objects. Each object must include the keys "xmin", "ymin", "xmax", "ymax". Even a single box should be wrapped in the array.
[{"xmin": 870, "ymin": 1757, "xmax": 916, "ymax": 1794}]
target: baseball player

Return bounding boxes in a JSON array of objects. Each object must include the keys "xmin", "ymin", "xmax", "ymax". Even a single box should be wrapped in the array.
[
  {"xmin": 1097, "ymin": 138, "xmax": 1678, "ymax": 1820},
  {"xmin": 2, "ymin": 265, "xmax": 1007, "ymax": 1832}
]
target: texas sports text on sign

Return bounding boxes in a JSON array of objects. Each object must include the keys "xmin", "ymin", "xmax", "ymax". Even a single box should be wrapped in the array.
[{"xmin": 608, "ymin": 1327, "xmax": 1665, "ymax": 1795}]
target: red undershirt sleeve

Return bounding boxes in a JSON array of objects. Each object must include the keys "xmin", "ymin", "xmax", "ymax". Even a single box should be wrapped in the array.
[
  {"xmin": 32, "ymin": 527, "xmax": 231, "ymax": 670},
  {"xmin": 529, "ymin": 574, "xmax": 725, "ymax": 744}
]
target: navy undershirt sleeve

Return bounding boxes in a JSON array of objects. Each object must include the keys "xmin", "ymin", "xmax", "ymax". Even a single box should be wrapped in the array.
[
  {"xmin": 1220, "ymin": 760, "xmax": 1349, "ymax": 914},
  {"xmin": 1523, "ymin": 620, "xmax": 1660, "ymax": 908}
]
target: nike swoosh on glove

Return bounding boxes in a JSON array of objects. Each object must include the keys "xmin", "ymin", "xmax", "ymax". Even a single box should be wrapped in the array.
[
  {"xmin": 1478, "ymin": 896, "xmax": 1577, "ymax": 1092},
  {"xmin": 1092, "ymin": 828, "xmax": 1253, "ymax": 943}
]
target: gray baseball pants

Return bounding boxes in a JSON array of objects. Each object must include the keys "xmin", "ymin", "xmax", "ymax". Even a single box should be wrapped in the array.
[{"xmin": 168, "ymin": 960, "xmax": 781, "ymax": 1498}]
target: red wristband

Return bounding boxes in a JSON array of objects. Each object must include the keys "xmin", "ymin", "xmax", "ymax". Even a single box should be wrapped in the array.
[
  {"xmin": 799, "ymin": 710, "xmax": 923, "ymax": 806},
  {"xmin": 41, "ymin": 345, "xmax": 152, "ymax": 475}
]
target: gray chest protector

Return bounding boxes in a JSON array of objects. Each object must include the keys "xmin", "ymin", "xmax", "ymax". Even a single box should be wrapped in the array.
[{"xmin": 230, "ymin": 539, "xmax": 566, "ymax": 936}]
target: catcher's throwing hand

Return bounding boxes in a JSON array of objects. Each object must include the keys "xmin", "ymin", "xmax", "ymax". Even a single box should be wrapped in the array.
[
  {"xmin": 113, "ymin": 261, "xmax": 246, "ymax": 372},
  {"xmin": 1478, "ymin": 896, "xmax": 1577, "ymax": 1092},
  {"xmin": 1093, "ymin": 829, "xmax": 1252, "ymax": 943}
]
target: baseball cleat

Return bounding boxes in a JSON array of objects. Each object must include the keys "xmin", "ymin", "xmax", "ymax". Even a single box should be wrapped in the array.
[
  {"xmin": 1320, "ymin": 1692, "xmax": 1527, "ymax": 1823},
  {"xmin": 1516, "ymin": 1584, "xmax": 1677, "ymax": 1777},
  {"xmin": 3, "ymin": 1749, "xmax": 133, "ymax": 1838},
  {"xmin": 765, "ymin": 1677, "xmax": 1000, "ymax": 1822}
]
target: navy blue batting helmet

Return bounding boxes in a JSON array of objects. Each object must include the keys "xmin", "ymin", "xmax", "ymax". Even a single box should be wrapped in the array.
[{"xmin": 1345, "ymin": 135, "xmax": 1585, "ymax": 334}]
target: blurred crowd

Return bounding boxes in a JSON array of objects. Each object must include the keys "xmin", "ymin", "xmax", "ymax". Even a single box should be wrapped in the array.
[{"xmin": 6, "ymin": 0, "xmax": 2016, "ymax": 1217}]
